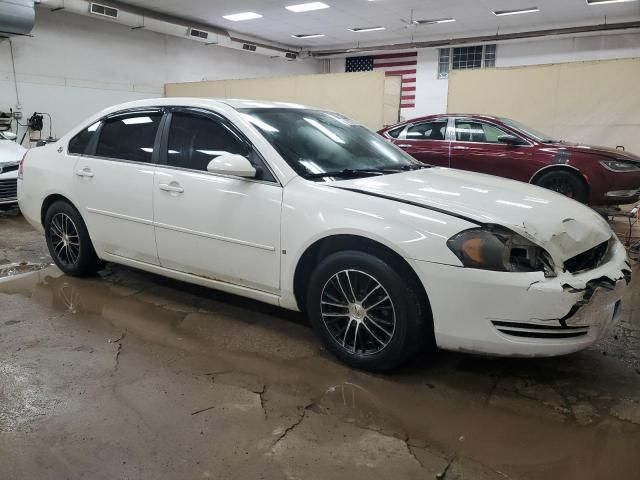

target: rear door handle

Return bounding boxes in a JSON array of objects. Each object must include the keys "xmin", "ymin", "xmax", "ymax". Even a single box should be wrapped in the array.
[
  {"xmin": 159, "ymin": 183, "xmax": 184, "ymax": 194},
  {"xmin": 397, "ymin": 144, "xmax": 412, "ymax": 148},
  {"xmin": 75, "ymin": 168, "xmax": 94, "ymax": 178}
]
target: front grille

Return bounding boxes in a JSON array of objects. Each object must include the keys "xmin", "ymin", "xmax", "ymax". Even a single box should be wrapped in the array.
[
  {"xmin": 0, "ymin": 178, "xmax": 18, "ymax": 201},
  {"xmin": 0, "ymin": 164, "xmax": 18, "ymax": 174},
  {"xmin": 491, "ymin": 320, "xmax": 589, "ymax": 339},
  {"xmin": 564, "ymin": 240, "xmax": 610, "ymax": 274}
]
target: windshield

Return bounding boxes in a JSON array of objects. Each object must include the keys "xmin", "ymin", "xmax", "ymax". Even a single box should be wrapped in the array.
[
  {"xmin": 499, "ymin": 118, "xmax": 556, "ymax": 143},
  {"xmin": 239, "ymin": 108, "xmax": 421, "ymax": 180}
]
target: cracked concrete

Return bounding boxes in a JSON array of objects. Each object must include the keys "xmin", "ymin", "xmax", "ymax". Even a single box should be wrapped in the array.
[{"xmin": 1, "ymin": 212, "xmax": 640, "ymax": 479}]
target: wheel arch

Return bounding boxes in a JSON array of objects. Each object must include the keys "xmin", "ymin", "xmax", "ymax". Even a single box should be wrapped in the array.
[
  {"xmin": 529, "ymin": 165, "xmax": 590, "ymax": 199},
  {"xmin": 292, "ymin": 234, "xmax": 433, "ymax": 324},
  {"xmin": 529, "ymin": 164, "xmax": 588, "ymax": 186},
  {"xmin": 40, "ymin": 193, "xmax": 82, "ymax": 226}
]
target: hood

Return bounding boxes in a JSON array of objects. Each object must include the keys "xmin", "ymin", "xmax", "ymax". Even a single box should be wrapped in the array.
[
  {"xmin": 0, "ymin": 140, "xmax": 26, "ymax": 165},
  {"xmin": 334, "ymin": 167, "xmax": 612, "ymax": 264},
  {"xmin": 545, "ymin": 141, "xmax": 640, "ymax": 163}
]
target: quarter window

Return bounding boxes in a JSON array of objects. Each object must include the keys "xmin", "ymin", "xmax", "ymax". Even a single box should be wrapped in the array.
[
  {"xmin": 386, "ymin": 126, "xmax": 404, "ymax": 139},
  {"xmin": 68, "ymin": 121, "xmax": 100, "ymax": 155},
  {"xmin": 95, "ymin": 112, "xmax": 162, "ymax": 162},
  {"xmin": 454, "ymin": 120, "xmax": 510, "ymax": 144},
  {"xmin": 406, "ymin": 121, "xmax": 448, "ymax": 141}
]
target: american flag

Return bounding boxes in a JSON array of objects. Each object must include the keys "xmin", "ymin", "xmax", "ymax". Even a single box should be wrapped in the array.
[{"xmin": 345, "ymin": 52, "xmax": 417, "ymax": 109}]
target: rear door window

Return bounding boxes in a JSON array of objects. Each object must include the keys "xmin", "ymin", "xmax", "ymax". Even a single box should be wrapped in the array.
[
  {"xmin": 406, "ymin": 121, "xmax": 448, "ymax": 141},
  {"xmin": 95, "ymin": 112, "xmax": 162, "ymax": 162}
]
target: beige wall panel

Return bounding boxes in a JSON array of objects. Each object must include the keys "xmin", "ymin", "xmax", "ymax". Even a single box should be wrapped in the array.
[
  {"xmin": 383, "ymin": 75, "xmax": 402, "ymax": 126},
  {"xmin": 166, "ymin": 71, "xmax": 396, "ymax": 130},
  {"xmin": 447, "ymin": 58, "xmax": 640, "ymax": 154}
]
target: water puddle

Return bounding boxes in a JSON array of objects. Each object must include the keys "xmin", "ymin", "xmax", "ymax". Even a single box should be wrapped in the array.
[
  {"xmin": 0, "ymin": 262, "xmax": 50, "ymax": 279},
  {"xmin": 1, "ymin": 266, "xmax": 639, "ymax": 478}
]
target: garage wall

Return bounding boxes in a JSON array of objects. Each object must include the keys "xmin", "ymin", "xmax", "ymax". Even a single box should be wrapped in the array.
[
  {"xmin": 166, "ymin": 71, "xmax": 400, "ymax": 130},
  {"xmin": 0, "ymin": 8, "xmax": 320, "ymax": 142},
  {"xmin": 330, "ymin": 32, "xmax": 640, "ymax": 121},
  {"xmin": 447, "ymin": 57, "xmax": 640, "ymax": 154}
]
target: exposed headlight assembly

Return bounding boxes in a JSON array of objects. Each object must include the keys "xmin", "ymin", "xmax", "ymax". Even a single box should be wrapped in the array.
[
  {"xmin": 600, "ymin": 159, "xmax": 640, "ymax": 172},
  {"xmin": 447, "ymin": 226, "xmax": 556, "ymax": 277}
]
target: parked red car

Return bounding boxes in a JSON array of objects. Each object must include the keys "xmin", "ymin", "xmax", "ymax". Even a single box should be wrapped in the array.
[{"xmin": 378, "ymin": 114, "xmax": 640, "ymax": 206}]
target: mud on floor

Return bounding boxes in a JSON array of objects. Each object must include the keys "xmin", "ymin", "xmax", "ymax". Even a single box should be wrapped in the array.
[{"xmin": 1, "ymin": 213, "xmax": 639, "ymax": 479}]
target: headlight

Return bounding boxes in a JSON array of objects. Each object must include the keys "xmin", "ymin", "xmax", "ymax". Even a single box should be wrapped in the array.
[
  {"xmin": 600, "ymin": 159, "xmax": 640, "ymax": 172},
  {"xmin": 447, "ymin": 226, "xmax": 556, "ymax": 276}
]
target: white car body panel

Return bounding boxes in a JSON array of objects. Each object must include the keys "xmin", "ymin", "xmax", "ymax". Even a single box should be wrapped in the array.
[
  {"xmin": 72, "ymin": 155, "xmax": 159, "ymax": 265},
  {"xmin": 153, "ymin": 166, "xmax": 282, "ymax": 293},
  {"xmin": 0, "ymin": 138, "xmax": 25, "ymax": 206},
  {"xmin": 18, "ymin": 98, "xmax": 632, "ymax": 358}
]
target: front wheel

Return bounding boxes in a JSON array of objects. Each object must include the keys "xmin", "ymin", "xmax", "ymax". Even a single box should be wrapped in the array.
[
  {"xmin": 306, "ymin": 250, "xmax": 430, "ymax": 372},
  {"xmin": 44, "ymin": 201, "xmax": 102, "ymax": 277},
  {"xmin": 534, "ymin": 170, "xmax": 588, "ymax": 203}
]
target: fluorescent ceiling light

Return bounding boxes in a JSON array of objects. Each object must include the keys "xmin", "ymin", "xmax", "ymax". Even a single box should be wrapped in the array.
[
  {"xmin": 493, "ymin": 7, "xmax": 540, "ymax": 16},
  {"xmin": 413, "ymin": 18, "xmax": 456, "ymax": 25},
  {"xmin": 348, "ymin": 26, "xmax": 386, "ymax": 32},
  {"xmin": 285, "ymin": 2, "xmax": 330, "ymax": 12},
  {"xmin": 292, "ymin": 33, "xmax": 326, "ymax": 38},
  {"xmin": 222, "ymin": 12, "xmax": 262, "ymax": 21},
  {"xmin": 587, "ymin": 0, "xmax": 638, "ymax": 5}
]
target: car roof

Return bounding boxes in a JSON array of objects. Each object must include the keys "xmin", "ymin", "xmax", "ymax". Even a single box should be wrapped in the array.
[
  {"xmin": 381, "ymin": 113, "xmax": 505, "ymax": 132},
  {"xmin": 405, "ymin": 113, "xmax": 502, "ymax": 123},
  {"xmin": 97, "ymin": 97, "xmax": 313, "ymax": 112}
]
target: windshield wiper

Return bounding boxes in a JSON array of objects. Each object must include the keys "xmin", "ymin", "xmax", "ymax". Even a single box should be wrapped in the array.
[
  {"xmin": 399, "ymin": 164, "xmax": 432, "ymax": 170},
  {"xmin": 363, "ymin": 164, "xmax": 432, "ymax": 174},
  {"xmin": 304, "ymin": 164, "xmax": 431, "ymax": 179},
  {"xmin": 304, "ymin": 168, "xmax": 388, "ymax": 179}
]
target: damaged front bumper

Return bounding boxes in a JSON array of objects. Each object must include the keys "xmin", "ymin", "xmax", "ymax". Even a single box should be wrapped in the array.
[{"xmin": 415, "ymin": 238, "xmax": 632, "ymax": 357}]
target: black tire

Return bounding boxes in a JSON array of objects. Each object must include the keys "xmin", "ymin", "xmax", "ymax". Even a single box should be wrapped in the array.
[
  {"xmin": 44, "ymin": 200, "xmax": 102, "ymax": 277},
  {"xmin": 534, "ymin": 170, "xmax": 588, "ymax": 203},
  {"xmin": 306, "ymin": 250, "xmax": 430, "ymax": 372}
]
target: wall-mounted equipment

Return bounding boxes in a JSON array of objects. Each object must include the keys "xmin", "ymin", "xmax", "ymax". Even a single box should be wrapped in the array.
[{"xmin": 0, "ymin": 0, "xmax": 36, "ymax": 37}]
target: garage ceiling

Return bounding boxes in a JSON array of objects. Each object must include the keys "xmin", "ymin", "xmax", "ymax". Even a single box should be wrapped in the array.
[{"xmin": 116, "ymin": 0, "xmax": 640, "ymax": 48}]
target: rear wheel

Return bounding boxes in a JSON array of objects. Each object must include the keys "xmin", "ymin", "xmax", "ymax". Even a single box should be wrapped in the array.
[
  {"xmin": 534, "ymin": 170, "xmax": 588, "ymax": 203},
  {"xmin": 306, "ymin": 250, "xmax": 429, "ymax": 372},
  {"xmin": 44, "ymin": 201, "xmax": 101, "ymax": 277}
]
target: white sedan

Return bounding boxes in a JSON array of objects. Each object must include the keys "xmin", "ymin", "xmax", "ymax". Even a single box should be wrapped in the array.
[
  {"xmin": 0, "ymin": 131, "xmax": 25, "ymax": 209},
  {"xmin": 18, "ymin": 99, "xmax": 632, "ymax": 371}
]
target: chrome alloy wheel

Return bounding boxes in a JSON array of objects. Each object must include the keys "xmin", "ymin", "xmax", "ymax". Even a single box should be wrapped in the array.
[
  {"xmin": 48, "ymin": 212, "xmax": 81, "ymax": 266},
  {"xmin": 320, "ymin": 269, "xmax": 397, "ymax": 355}
]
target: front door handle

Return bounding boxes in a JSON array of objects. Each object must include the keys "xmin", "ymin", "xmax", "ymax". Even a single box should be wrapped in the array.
[
  {"xmin": 75, "ymin": 168, "xmax": 94, "ymax": 178},
  {"xmin": 452, "ymin": 146, "xmax": 469, "ymax": 151},
  {"xmin": 159, "ymin": 183, "xmax": 184, "ymax": 194},
  {"xmin": 397, "ymin": 144, "xmax": 412, "ymax": 148}
]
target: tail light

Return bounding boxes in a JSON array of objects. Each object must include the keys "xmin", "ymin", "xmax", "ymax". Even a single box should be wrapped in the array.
[{"xmin": 18, "ymin": 150, "xmax": 28, "ymax": 180}]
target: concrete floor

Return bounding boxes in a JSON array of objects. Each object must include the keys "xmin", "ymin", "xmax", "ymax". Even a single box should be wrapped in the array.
[{"xmin": 1, "ymin": 208, "xmax": 639, "ymax": 480}]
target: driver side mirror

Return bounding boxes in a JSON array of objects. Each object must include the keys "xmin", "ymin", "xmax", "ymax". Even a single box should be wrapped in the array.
[
  {"xmin": 207, "ymin": 154, "xmax": 256, "ymax": 178},
  {"xmin": 498, "ymin": 135, "xmax": 526, "ymax": 146}
]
